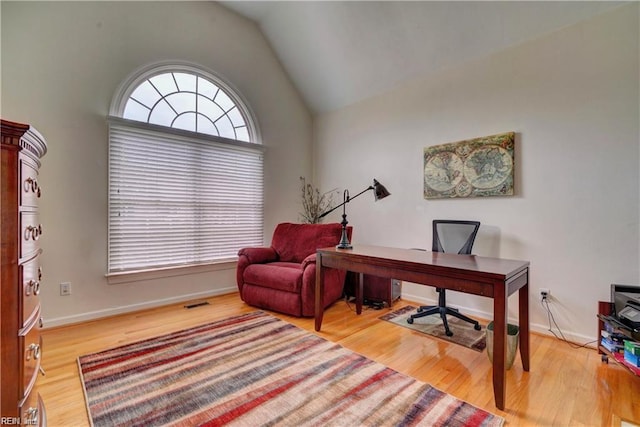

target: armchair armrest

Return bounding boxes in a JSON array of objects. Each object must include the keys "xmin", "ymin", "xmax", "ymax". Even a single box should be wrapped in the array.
[
  {"xmin": 238, "ymin": 247, "xmax": 278, "ymax": 264},
  {"xmin": 237, "ymin": 247, "xmax": 278, "ymax": 292},
  {"xmin": 301, "ymin": 253, "xmax": 317, "ymax": 270}
]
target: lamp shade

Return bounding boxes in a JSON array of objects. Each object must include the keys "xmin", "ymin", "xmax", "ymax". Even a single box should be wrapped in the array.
[{"xmin": 373, "ymin": 179, "xmax": 390, "ymax": 201}]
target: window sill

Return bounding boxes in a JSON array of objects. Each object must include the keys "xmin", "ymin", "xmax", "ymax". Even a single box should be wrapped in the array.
[{"xmin": 106, "ymin": 259, "xmax": 237, "ymax": 285}]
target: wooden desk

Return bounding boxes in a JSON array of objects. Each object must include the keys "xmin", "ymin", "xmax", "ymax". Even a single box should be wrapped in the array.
[{"xmin": 314, "ymin": 245, "xmax": 530, "ymax": 410}]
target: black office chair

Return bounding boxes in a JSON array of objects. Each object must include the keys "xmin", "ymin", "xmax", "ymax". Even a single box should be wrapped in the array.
[{"xmin": 407, "ymin": 220, "xmax": 482, "ymax": 337}]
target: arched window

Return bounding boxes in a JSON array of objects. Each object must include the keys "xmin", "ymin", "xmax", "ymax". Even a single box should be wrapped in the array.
[
  {"xmin": 108, "ymin": 62, "xmax": 264, "ymax": 274},
  {"xmin": 121, "ymin": 70, "xmax": 252, "ymax": 141}
]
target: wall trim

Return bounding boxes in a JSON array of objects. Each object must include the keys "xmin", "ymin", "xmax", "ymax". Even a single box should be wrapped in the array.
[
  {"xmin": 43, "ymin": 286, "xmax": 597, "ymax": 348},
  {"xmin": 43, "ymin": 287, "xmax": 237, "ymax": 329},
  {"xmin": 400, "ymin": 290, "xmax": 597, "ymax": 348}
]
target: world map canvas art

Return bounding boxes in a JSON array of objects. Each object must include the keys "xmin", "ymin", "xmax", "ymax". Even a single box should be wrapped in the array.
[{"xmin": 424, "ymin": 132, "xmax": 515, "ymax": 199}]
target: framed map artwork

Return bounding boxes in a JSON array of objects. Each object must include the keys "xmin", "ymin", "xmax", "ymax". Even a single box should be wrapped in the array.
[{"xmin": 423, "ymin": 132, "xmax": 515, "ymax": 199}]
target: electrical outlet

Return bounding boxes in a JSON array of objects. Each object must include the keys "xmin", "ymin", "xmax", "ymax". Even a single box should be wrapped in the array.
[
  {"xmin": 540, "ymin": 288, "xmax": 550, "ymax": 301},
  {"xmin": 60, "ymin": 282, "xmax": 72, "ymax": 296}
]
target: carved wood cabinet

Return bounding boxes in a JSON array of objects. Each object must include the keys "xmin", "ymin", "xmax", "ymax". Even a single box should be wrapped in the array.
[{"xmin": 1, "ymin": 119, "xmax": 47, "ymax": 426}]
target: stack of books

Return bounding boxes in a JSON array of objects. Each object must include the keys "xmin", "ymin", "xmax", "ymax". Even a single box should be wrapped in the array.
[
  {"xmin": 599, "ymin": 311, "xmax": 640, "ymax": 375},
  {"xmin": 624, "ymin": 340, "xmax": 640, "ymax": 367},
  {"xmin": 600, "ymin": 330, "xmax": 627, "ymax": 354}
]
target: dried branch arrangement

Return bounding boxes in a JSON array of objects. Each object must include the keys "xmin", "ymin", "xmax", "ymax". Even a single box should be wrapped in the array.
[{"xmin": 299, "ymin": 177, "xmax": 339, "ymax": 224}]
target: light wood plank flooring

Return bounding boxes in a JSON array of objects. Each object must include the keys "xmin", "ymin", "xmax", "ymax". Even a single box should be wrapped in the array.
[{"xmin": 39, "ymin": 293, "xmax": 640, "ymax": 426}]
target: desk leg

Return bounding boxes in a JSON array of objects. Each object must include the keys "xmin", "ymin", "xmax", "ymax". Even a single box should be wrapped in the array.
[
  {"xmin": 493, "ymin": 282, "xmax": 507, "ymax": 410},
  {"xmin": 315, "ymin": 252, "xmax": 324, "ymax": 332},
  {"xmin": 356, "ymin": 272, "xmax": 363, "ymax": 315},
  {"xmin": 519, "ymin": 270, "xmax": 530, "ymax": 371}
]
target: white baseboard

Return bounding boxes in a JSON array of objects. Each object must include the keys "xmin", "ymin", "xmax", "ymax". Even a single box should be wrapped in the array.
[
  {"xmin": 44, "ymin": 287, "xmax": 597, "ymax": 348},
  {"xmin": 43, "ymin": 287, "xmax": 238, "ymax": 328},
  {"xmin": 400, "ymin": 291, "xmax": 597, "ymax": 347}
]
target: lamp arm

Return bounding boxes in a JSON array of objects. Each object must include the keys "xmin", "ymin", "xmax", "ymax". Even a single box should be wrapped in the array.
[{"xmin": 318, "ymin": 185, "xmax": 373, "ymax": 219}]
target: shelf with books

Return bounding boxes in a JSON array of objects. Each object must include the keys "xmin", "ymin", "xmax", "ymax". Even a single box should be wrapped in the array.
[
  {"xmin": 598, "ymin": 301, "xmax": 640, "ymax": 377},
  {"xmin": 606, "ymin": 350, "xmax": 640, "ymax": 375}
]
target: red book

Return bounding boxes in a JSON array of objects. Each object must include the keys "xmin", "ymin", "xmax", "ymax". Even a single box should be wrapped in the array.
[{"xmin": 613, "ymin": 352, "xmax": 640, "ymax": 375}]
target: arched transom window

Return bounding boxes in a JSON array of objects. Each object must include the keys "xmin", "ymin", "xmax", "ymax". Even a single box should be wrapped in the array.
[{"xmin": 122, "ymin": 71, "xmax": 251, "ymax": 142}]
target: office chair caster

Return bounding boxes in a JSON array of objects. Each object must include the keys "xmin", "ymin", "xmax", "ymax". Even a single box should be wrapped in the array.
[
  {"xmin": 445, "ymin": 322, "xmax": 479, "ymax": 337},
  {"xmin": 407, "ymin": 317, "xmax": 414, "ymax": 324}
]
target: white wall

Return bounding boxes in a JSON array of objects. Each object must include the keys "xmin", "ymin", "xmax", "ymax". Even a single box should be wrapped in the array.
[
  {"xmin": 2, "ymin": 2, "xmax": 313, "ymax": 326},
  {"xmin": 314, "ymin": 4, "xmax": 639, "ymax": 342}
]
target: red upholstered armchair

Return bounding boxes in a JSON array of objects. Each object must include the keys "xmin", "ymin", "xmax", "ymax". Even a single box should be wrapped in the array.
[{"xmin": 236, "ymin": 222, "xmax": 352, "ymax": 317}]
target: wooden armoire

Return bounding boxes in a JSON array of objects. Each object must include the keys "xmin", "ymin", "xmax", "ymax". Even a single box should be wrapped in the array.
[{"xmin": 1, "ymin": 119, "xmax": 47, "ymax": 426}]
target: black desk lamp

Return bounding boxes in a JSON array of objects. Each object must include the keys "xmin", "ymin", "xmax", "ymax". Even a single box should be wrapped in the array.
[{"xmin": 318, "ymin": 179, "xmax": 391, "ymax": 249}]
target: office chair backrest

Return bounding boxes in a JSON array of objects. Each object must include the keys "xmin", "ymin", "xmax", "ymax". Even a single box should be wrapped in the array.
[{"xmin": 432, "ymin": 220, "xmax": 480, "ymax": 255}]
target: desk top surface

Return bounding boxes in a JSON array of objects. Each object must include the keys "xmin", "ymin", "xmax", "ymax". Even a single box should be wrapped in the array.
[{"xmin": 317, "ymin": 244, "xmax": 529, "ymax": 279}]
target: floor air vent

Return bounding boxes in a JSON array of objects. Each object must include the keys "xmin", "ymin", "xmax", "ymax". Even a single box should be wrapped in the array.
[{"xmin": 184, "ymin": 301, "xmax": 210, "ymax": 309}]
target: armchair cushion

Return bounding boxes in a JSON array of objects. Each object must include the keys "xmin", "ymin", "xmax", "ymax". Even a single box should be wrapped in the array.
[
  {"xmin": 237, "ymin": 247, "xmax": 278, "ymax": 264},
  {"xmin": 243, "ymin": 262, "xmax": 302, "ymax": 293},
  {"xmin": 236, "ymin": 222, "xmax": 351, "ymax": 317}
]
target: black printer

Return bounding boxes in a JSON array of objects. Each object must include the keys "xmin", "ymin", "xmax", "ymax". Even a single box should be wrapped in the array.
[{"xmin": 612, "ymin": 284, "xmax": 640, "ymax": 331}]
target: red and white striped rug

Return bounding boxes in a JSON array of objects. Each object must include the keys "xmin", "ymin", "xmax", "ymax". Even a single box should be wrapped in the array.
[{"xmin": 78, "ymin": 311, "xmax": 504, "ymax": 427}]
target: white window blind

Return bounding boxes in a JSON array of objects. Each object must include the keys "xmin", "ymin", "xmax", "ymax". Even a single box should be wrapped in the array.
[{"xmin": 108, "ymin": 118, "xmax": 264, "ymax": 273}]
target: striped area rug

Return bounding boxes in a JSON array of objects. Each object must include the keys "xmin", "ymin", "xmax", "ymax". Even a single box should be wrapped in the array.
[{"xmin": 78, "ymin": 311, "xmax": 504, "ymax": 427}]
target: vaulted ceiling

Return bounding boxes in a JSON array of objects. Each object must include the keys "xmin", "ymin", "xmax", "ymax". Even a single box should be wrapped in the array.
[{"xmin": 221, "ymin": 1, "xmax": 625, "ymax": 114}]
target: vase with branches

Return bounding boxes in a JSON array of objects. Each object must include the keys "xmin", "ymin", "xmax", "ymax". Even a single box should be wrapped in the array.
[{"xmin": 299, "ymin": 176, "xmax": 339, "ymax": 224}]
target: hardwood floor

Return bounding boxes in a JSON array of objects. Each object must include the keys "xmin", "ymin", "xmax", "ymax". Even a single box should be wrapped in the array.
[{"xmin": 39, "ymin": 293, "xmax": 639, "ymax": 426}]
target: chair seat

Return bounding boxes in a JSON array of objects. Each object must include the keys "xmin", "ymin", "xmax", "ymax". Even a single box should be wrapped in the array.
[{"xmin": 243, "ymin": 262, "xmax": 302, "ymax": 293}]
